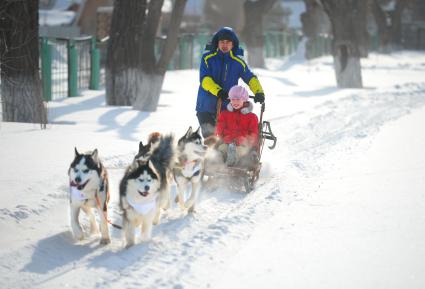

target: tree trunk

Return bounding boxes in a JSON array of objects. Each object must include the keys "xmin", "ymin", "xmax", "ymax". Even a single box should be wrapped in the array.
[
  {"xmin": 371, "ymin": 0, "xmax": 410, "ymax": 51},
  {"xmin": 321, "ymin": 0, "xmax": 364, "ymax": 88},
  {"xmin": 242, "ymin": 0, "xmax": 277, "ymax": 68},
  {"xmin": 203, "ymin": 0, "xmax": 245, "ymax": 33},
  {"xmin": 106, "ymin": 0, "xmax": 146, "ymax": 106},
  {"xmin": 301, "ymin": 0, "xmax": 332, "ymax": 59},
  {"xmin": 334, "ymin": 42, "xmax": 363, "ymax": 88},
  {"xmin": 301, "ymin": 0, "xmax": 331, "ymax": 38},
  {"xmin": 106, "ymin": 0, "xmax": 187, "ymax": 111},
  {"xmin": 390, "ymin": 0, "xmax": 409, "ymax": 48},
  {"xmin": 132, "ymin": 72, "xmax": 165, "ymax": 111},
  {"xmin": 0, "ymin": 0, "xmax": 47, "ymax": 125},
  {"xmin": 133, "ymin": 0, "xmax": 187, "ymax": 111},
  {"xmin": 371, "ymin": 0, "xmax": 392, "ymax": 51},
  {"xmin": 354, "ymin": 0, "xmax": 369, "ymax": 57}
]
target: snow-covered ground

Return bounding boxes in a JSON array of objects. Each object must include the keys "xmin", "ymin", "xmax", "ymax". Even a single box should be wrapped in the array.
[{"xmin": 1, "ymin": 51, "xmax": 425, "ymax": 289}]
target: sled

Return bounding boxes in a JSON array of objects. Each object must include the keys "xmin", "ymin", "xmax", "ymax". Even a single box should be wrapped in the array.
[{"xmin": 204, "ymin": 98, "xmax": 277, "ymax": 193}]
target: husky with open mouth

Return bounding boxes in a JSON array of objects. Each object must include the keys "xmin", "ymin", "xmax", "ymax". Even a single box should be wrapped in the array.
[
  {"xmin": 68, "ymin": 148, "xmax": 111, "ymax": 244},
  {"xmin": 120, "ymin": 134, "xmax": 175, "ymax": 247}
]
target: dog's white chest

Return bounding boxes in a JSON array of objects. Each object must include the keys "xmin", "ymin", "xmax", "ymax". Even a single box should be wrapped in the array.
[
  {"xmin": 70, "ymin": 186, "xmax": 87, "ymax": 201},
  {"xmin": 128, "ymin": 198, "xmax": 156, "ymax": 216},
  {"xmin": 182, "ymin": 161, "xmax": 201, "ymax": 178}
]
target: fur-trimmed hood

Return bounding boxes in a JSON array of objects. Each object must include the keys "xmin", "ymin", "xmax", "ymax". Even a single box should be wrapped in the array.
[{"xmin": 226, "ymin": 101, "xmax": 254, "ymax": 114}]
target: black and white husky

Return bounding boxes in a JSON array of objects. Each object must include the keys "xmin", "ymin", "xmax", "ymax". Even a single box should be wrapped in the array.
[
  {"xmin": 173, "ymin": 127, "xmax": 207, "ymax": 212},
  {"xmin": 68, "ymin": 148, "xmax": 111, "ymax": 244},
  {"xmin": 120, "ymin": 134, "xmax": 175, "ymax": 247}
]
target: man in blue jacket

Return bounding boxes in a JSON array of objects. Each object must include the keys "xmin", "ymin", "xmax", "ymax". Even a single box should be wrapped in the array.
[{"xmin": 196, "ymin": 27, "xmax": 265, "ymax": 138}]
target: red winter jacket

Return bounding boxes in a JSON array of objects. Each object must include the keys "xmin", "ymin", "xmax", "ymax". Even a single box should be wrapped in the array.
[{"xmin": 215, "ymin": 101, "xmax": 259, "ymax": 147}]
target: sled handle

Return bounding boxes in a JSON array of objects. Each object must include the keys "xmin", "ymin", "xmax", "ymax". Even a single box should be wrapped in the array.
[{"xmin": 262, "ymin": 121, "xmax": 277, "ymax": 149}]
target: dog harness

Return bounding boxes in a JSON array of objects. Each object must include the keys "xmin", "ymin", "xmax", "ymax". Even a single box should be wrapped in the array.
[
  {"xmin": 177, "ymin": 159, "xmax": 202, "ymax": 179},
  {"xmin": 128, "ymin": 197, "xmax": 157, "ymax": 216}
]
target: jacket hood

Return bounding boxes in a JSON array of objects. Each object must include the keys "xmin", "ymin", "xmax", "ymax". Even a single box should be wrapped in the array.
[{"xmin": 211, "ymin": 27, "xmax": 242, "ymax": 55}]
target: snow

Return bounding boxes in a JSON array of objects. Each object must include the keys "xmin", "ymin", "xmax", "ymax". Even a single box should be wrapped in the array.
[
  {"xmin": 1, "ymin": 50, "xmax": 425, "ymax": 289},
  {"xmin": 39, "ymin": 0, "xmax": 78, "ymax": 27},
  {"xmin": 39, "ymin": 10, "xmax": 76, "ymax": 26}
]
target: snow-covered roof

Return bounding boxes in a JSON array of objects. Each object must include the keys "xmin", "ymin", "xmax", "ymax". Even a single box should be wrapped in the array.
[{"xmin": 39, "ymin": 10, "xmax": 75, "ymax": 26}]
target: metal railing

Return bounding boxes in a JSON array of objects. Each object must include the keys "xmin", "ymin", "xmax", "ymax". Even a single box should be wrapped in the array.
[
  {"xmin": 39, "ymin": 31, "xmax": 300, "ymax": 101},
  {"xmin": 264, "ymin": 31, "xmax": 300, "ymax": 58},
  {"xmin": 40, "ymin": 36, "xmax": 100, "ymax": 101}
]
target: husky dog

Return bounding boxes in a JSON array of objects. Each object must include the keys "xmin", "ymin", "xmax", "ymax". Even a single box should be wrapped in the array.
[
  {"xmin": 68, "ymin": 148, "xmax": 111, "ymax": 244},
  {"xmin": 120, "ymin": 134, "xmax": 175, "ymax": 247},
  {"xmin": 173, "ymin": 126, "xmax": 207, "ymax": 212}
]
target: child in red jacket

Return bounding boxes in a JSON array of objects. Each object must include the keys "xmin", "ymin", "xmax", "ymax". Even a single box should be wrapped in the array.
[{"xmin": 215, "ymin": 85, "xmax": 259, "ymax": 167}]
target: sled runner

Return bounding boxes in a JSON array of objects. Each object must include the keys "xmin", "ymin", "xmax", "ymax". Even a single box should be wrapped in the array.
[{"xmin": 205, "ymin": 97, "xmax": 277, "ymax": 193}]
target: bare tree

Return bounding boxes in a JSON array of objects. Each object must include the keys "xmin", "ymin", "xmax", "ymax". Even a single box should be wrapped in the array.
[
  {"xmin": 106, "ymin": 0, "xmax": 187, "ymax": 112},
  {"xmin": 372, "ymin": 0, "xmax": 411, "ymax": 51},
  {"xmin": 301, "ymin": 0, "xmax": 331, "ymax": 59},
  {"xmin": 241, "ymin": 0, "xmax": 277, "ymax": 68},
  {"xmin": 0, "ymin": 0, "xmax": 47, "ymax": 125},
  {"xmin": 204, "ymin": 0, "xmax": 245, "ymax": 32},
  {"xmin": 320, "ymin": 0, "xmax": 368, "ymax": 88}
]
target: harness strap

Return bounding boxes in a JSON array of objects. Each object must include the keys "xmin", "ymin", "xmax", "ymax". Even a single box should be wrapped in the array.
[
  {"xmin": 95, "ymin": 193, "xmax": 122, "ymax": 230},
  {"xmin": 175, "ymin": 159, "xmax": 202, "ymax": 180}
]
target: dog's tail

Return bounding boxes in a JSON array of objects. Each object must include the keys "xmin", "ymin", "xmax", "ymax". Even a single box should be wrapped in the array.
[{"xmin": 150, "ymin": 134, "xmax": 175, "ymax": 189}]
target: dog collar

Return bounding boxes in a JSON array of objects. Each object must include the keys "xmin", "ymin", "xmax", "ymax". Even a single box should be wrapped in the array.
[
  {"xmin": 128, "ymin": 197, "xmax": 156, "ymax": 216},
  {"xmin": 70, "ymin": 186, "xmax": 87, "ymax": 201}
]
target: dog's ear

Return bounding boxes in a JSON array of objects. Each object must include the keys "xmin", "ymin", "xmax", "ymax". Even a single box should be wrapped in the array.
[
  {"xmin": 195, "ymin": 126, "xmax": 201, "ymax": 136},
  {"xmin": 74, "ymin": 147, "xmax": 80, "ymax": 157},
  {"xmin": 91, "ymin": 149, "xmax": 99, "ymax": 163},
  {"xmin": 138, "ymin": 141, "xmax": 144, "ymax": 152},
  {"xmin": 129, "ymin": 160, "xmax": 139, "ymax": 171},
  {"xmin": 185, "ymin": 126, "xmax": 193, "ymax": 138}
]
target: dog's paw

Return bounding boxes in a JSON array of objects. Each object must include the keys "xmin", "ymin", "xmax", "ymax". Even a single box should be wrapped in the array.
[
  {"xmin": 99, "ymin": 238, "xmax": 111, "ymax": 245},
  {"xmin": 187, "ymin": 205, "xmax": 196, "ymax": 214},
  {"xmin": 72, "ymin": 231, "xmax": 84, "ymax": 242}
]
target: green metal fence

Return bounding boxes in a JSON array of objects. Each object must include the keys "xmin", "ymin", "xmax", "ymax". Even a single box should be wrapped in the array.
[
  {"xmin": 264, "ymin": 31, "xmax": 300, "ymax": 58},
  {"xmin": 39, "ymin": 31, "xmax": 299, "ymax": 101},
  {"xmin": 305, "ymin": 35, "xmax": 333, "ymax": 59},
  {"xmin": 40, "ymin": 36, "xmax": 100, "ymax": 101},
  {"xmin": 163, "ymin": 32, "xmax": 211, "ymax": 70},
  {"xmin": 165, "ymin": 30, "xmax": 300, "ymax": 70}
]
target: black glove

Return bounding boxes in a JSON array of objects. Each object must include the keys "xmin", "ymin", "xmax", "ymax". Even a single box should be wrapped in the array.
[
  {"xmin": 254, "ymin": 92, "xmax": 265, "ymax": 104},
  {"xmin": 217, "ymin": 90, "xmax": 228, "ymax": 101}
]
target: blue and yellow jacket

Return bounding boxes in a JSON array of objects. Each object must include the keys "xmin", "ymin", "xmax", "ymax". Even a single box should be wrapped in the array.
[{"xmin": 196, "ymin": 27, "xmax": 263, "ymax": 113}]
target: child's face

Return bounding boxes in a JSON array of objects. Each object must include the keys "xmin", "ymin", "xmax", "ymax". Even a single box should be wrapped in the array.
[{"xmin": 230, "ymin": 98, "xmax": 244, "ymax": 110}]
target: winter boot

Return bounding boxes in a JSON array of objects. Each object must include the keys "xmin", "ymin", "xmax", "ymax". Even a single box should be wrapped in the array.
[{"xmin": 226, "ymin": 143, "xmax": 237, "ymax": 166}]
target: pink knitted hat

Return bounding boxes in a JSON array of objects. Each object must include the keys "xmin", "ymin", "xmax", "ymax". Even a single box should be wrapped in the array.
[{"xmin": 228, "ymin": 85, "xmax": 249, "ymax": 101}]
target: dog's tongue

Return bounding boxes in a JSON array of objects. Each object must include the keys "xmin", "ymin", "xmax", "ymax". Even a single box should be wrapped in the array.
[
  {"xmin": 70, "ymin": 180, "xmax": 88, "ymax": 190},
  {"xmin": 139, "ymin": 191, "xmax": 149, "ymax": 197}
]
